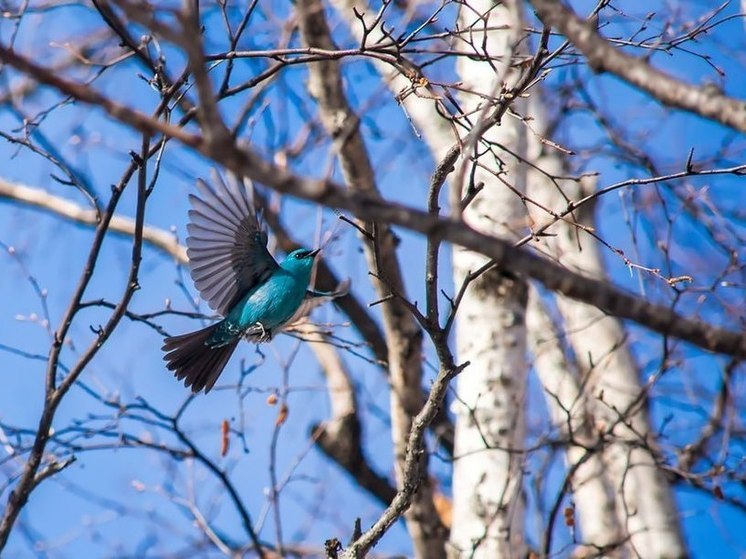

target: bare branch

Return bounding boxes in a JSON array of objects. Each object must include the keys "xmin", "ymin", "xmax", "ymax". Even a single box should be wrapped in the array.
[
  {"xmin": 0, "ymin": 135, "xmax": 154, "ymax": 549},
  {"xmin": 526, "ymin": 288, "xmax": 622, "ymax": 552},
  {"xmin": 220, "ymin": 143, "xmax": 746, "ymax": 359},
  {"xmin": 342, "ymin": 361, "xmax": 468, "ymax": 559},
  {"xmin": 0, "ymin": 44, "xmax": 201, "ymax": 147}
]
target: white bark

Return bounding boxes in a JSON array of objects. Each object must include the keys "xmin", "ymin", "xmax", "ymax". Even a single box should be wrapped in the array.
[
  {"xmin": 448, "ymin": 1, "xmax": 529, "ymax": 556},
  {"xmin": 448, "ymin": 264, "xmax": 527, "ymax": 559},
  {"xmin": 0, "ymin": 178, "xmax": 186, "ymax": 262},
  {"xmin": 525, "ymin": 98, "xmax": 686, "ymax": 556},
  {"xmin": 334, "ymin": 0, "xmax": 531, "ymax": 555}
]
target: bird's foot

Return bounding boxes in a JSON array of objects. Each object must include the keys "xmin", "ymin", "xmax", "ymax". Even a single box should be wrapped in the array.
[{"xmin": 247, "ymin": 322, "xmax": 272, "ymax": 343}]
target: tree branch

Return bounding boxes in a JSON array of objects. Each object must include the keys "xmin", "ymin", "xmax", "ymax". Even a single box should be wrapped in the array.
[
  {"xmin": 224, "ymin": 144, "xmax": 746, "ymax": 359},
  {"xmin": 0, "ymin": 44, "xmax": 201, "ymax": 147},
  {"xmin": 296, "ymin": 323, "xmax": 398, "ymax": 507},
  {"xmin": 342, "ymin": 361, "xmax": 467, "ymax": 558}
]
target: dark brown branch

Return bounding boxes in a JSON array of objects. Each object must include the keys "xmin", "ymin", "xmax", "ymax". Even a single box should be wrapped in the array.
[
  {"xmin": 300, "ymin": 325, "xmax": 397, "ymax": 507},
  {"xmin": 313, "ymin": 417, "xmax": 398, "ymax": 506},
  {"xmin": 223, "ymin": 145, "xmax": 746, "ymax": 359}
]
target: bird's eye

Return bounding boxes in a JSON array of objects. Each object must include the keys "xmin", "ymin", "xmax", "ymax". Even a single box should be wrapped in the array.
[{"xmin": 295, "ymin": 252, "xmax": 303, "ymax": 259}]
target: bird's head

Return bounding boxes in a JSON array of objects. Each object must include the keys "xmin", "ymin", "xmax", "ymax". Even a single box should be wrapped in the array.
[{"xmin": 281, "ymin": 248, "xmax": 319, "ymax": 277}]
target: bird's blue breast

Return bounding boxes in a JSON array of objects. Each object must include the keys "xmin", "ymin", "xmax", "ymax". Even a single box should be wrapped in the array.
[
  {"xmin": 235, "ymin": 271, "xmax": 307, "ymax": 328},
  {"xmin": 208, "ymin": 269, "xmax": 307, "ymax": 346}
]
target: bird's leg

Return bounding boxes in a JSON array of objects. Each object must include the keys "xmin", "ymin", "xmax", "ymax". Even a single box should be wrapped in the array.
[
  {"xmin": 251, "ymin": 321, "xmax": 273, "ymax": 342},
  {"xmin": 256, "ymin": 321, "xmax": 267, "ymax": 340}
]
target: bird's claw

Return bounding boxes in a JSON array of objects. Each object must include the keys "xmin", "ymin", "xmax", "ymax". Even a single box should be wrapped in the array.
[{"xmin": 250, "ymin": 321, "xmax": 272, "ymax": 342}]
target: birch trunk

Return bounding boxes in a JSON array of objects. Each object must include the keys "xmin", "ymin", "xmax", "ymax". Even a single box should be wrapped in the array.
[
  {"xmin": 334, "ymin": 0, "xmax": 683, "ymax": 555},
  {"xmin": 448, "ymin": 1, "xmax": 529, "ymax": 556},
  {"xmin": 526, "ymin": 97, "xmax": 687, "ymax": 556}
]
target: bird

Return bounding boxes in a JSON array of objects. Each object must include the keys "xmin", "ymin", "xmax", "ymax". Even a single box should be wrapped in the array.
[{"xmin": 162, "ymin": 172, "xmax": 349, "ymax": 393}]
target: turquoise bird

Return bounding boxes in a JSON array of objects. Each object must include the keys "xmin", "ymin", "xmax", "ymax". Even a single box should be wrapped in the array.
[{"xmin": 162, "ymin": 173, "xmax": 348, "ymax": 393}]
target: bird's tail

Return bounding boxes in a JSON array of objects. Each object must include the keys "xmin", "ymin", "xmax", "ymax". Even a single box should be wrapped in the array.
[{"xmin": 162, "ymin": 323, "xmax": 239, "ymax": 394}]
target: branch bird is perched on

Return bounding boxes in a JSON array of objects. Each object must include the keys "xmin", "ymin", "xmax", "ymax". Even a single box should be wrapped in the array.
[{"xmin": 162, "ymin": 173, "xmax": 349, "ymax": 393}]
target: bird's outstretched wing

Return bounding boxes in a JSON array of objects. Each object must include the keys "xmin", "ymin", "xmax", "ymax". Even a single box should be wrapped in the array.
[{"xmin": 186, "ymin": 172, "xmax": 279, "ymax": 316}]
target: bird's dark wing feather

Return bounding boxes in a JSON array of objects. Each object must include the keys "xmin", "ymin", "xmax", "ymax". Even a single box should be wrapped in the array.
[{"xmin": 186, "ymin": 172, "xmax": 278, "ymax": 315}]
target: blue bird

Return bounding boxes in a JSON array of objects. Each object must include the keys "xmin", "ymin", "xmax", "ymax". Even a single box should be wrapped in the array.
[{"xmin": 162, "ymin": 173, "xmax": 348, "ymax": 393}]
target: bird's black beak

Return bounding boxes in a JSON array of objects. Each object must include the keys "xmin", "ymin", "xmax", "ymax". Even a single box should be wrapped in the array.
[{"xmin": 308, "ymin": 248, "xmax": 320, "ymax": 258}]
